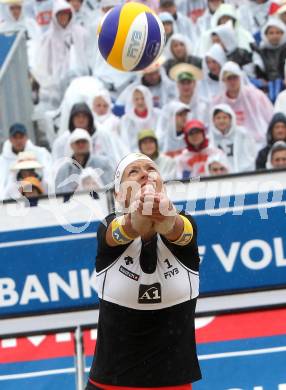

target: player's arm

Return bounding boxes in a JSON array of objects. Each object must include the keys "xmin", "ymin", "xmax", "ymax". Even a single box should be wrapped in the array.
[
  {"xmin": 106, "ymin": 213, "xmax": 139, "ymax": 247},
  {"xmin": 151, "ymin": 192, "xmax": 194, "ymax": 246}
]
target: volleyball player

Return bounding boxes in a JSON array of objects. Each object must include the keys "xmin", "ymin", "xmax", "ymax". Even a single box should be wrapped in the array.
[{"xmin": 86, "ymin": 153, "xmax": 202, "ymax": 390}]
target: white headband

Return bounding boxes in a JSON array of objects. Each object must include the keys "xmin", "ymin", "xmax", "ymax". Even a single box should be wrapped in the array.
[{"xmin": 114, "ymin": 153, "xmax": 153, "ymax": 192}]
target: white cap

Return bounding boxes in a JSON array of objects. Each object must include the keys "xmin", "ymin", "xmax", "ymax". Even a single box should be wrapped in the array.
[
  {"xmin": 114, "ymin": 153, "xmax": 153, "ymax": 193},
  {"xmin": 69, "ymin": 128, "xmax": 91, "ymax": 145}
]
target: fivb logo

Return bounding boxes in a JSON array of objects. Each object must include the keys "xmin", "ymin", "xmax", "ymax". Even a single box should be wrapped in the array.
[{"xmin": 138, "ymin": 283, "xmax": 161, "ymax": 303}]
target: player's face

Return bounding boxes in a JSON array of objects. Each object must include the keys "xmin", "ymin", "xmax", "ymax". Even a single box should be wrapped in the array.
[
  {"xmin": 119, "ymin": 160, "xmax": 163, "ymax": 208},
  {"xmin": 213, "ymin": 112, "xmax": 232, "ymax": 134}
]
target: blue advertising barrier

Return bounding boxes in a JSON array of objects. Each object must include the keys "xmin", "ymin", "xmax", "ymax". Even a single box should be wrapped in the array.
[{"xmin": 0, "ymin": 171, "xmax": 286, "ymax": 319}]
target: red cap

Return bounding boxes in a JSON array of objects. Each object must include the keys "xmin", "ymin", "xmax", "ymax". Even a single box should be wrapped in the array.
[{"xmin": 183, "ymin": 120, "xmax": 206, "ymax": 134}]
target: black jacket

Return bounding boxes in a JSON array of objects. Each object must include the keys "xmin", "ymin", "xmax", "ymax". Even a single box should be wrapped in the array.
[{"xmin": 256, "ymin": 112, "xmax": 286, "ymax": 169}]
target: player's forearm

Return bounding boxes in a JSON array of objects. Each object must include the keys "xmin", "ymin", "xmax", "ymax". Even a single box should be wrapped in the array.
[{"xmin": 158, "ymin": 214, "xmax": 184, "ymax": 241}]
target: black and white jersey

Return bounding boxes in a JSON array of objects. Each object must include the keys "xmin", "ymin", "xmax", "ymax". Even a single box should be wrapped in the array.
[
  {"xmin": 89, "ymin": 212, "xmax": 202, "ymax": 387},
  {"xmin": 96, "ymin": 226, "xmax": 199, "ymax": 310}
]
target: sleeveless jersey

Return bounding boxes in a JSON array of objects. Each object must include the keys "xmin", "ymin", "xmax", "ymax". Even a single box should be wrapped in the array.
[{"xmin": 88, "ymin": 212, "xmax": 202, "ymax": 388}]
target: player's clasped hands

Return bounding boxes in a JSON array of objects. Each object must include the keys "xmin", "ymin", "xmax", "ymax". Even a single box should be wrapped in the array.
[{"xmin": 130, "ymin": 181, "xmax": 177, "ymax": 235}]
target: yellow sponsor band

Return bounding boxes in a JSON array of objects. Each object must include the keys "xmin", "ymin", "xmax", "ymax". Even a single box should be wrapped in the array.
[
  {"xmin": 111, "ymin": 216, "xmax": 133, "ymax": 245},
  {"xmin": 171, "ymin": 215, "xmax": 193, "ymax": 246}
]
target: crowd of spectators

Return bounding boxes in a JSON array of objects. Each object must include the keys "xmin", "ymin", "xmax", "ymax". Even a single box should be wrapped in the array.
[{"xmin": 1, "ymin": 0, "xmax": 286, "ymax": 201}]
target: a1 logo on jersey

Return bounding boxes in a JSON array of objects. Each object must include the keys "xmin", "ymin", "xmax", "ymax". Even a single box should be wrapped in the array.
[{"xmin": 138, "ymin": 283, "xmax": 162, "ymax": 304}]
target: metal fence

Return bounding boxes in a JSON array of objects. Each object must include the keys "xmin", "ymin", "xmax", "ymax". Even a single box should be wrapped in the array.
[{"xmin": 0, "ymin": 30, "xmax": 34, "ymax": 151}]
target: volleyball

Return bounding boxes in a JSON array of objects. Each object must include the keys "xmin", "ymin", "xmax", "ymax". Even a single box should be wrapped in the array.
[{"xmin": 97, "ymin": 2, "xmax": 166, "ymax": 72}]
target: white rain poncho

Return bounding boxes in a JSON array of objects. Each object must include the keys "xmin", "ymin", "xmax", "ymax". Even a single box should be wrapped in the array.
[
  {"xmin": 32, "ymin": 0, "xmax": 89, "ymax": 108},
  {"xmin": 176, "ymin": 82, "xmax": 209, "ymax": 125},
  {"xmin": 52, "ymin": 103, "xmax": 122, "ymax": 169},
  {"xmin": 274, "ymin": 89, "xmax": 286, "ymax": 115},
  {"xmin": 209, "ymin": 103, "xmax": 256, "ymax": 173},
  {"xmin": 174, "ymin": 120, "xmax": 222, "ymax": 179},
  {"xmin": 0, "ymin": 139, "xmax": 52, "ymax": 200},
  {"xmin": 116, "ymin": 66, "xmax": 176, "ymax": 109},
  {"xmin": 204, "ymin": 152, "xmax": 231, "ymax": 176},
  {"xmin": 253, "ymin": 17, "xmax": 286, "ymax": 79},
  {"xmin": 56, "ymin": 76, "xmax": 104, "ymax": 137},
  {"xmin": 23, "ymin": 0, "xmax": 53, "ymax": 33},
  {"xmin": 266, "ymin": 140, "xmax": 286, "ymax": 169},
  {"xmin": 2, "ymin": 151, "xmax": 49, "ymax": 200},
  {"xmin": 212, "ymin": 61, "xmax": 274, "ymax": 150},
  {"xmin": 156, "ymin": 101, "xmax": 190, "ymax": 154},
  {"xmin": 87, "ymin": 88, "xmax": 130, "ymax": 164},
  {"xmin": 176, "ymin": 0, "xmax": 206, "ymax": 19},
  {"xmin": 0, "ymin": 1, "xmax": 38, "ymax": 34},
  {"xmin": 237, "ymin": 0, "xmax": 270, "ymax": 35},
  {"xmin": 164, "ymin": 33, "xmax": 194, "ymax": 60},
  {"xmin": 198, "ymin": 43, "xmax": 227, "ymax": 104},
  {"xmin": 168, "ymin": 8, "xmax": 197, "ymax": 42},
  {"xmin": 0, "ymin": 1, "xmax": 41, "ymax": 68},
  {"xmin": 153, "ymin": 154, "xmax": 177, "ymax": 181},
  {"xmin": 195, "ymin": 3, "xmax": 254, "ymax": 56},
  {"xmin": 120, "ymin": 85, "xmax": 161, "ymax": 152}
]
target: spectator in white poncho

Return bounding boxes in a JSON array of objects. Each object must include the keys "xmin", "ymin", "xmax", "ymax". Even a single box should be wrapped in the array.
[
  {"xmin": 3, "ymin": 151, "xmax": 49, "ymax": 200},
  {"xmin": 169, "ymin": 63, "xmax": 209, "ymax": 125},
  {"xmin": 159, "ymin": 0, "xmax": 196, "ymax": 41},
  {"xmin": 195, "ymin": 3, "xmax": 254, "ymax": 56},
  {"xmin": 205, "ymin": 152, "xmax": 230, "ymax": 176},
  {"xmin": 32, "ymin": 0, "xmax": 89, "ymax": 109},
  {"xmin": 156, "ymin": 101, "xmax": 190, "ymax": 155},
  {"xmin": 266, "ymin": 140, "xmax": 286, "ymax": 169},
  {"xmin": 0, "ymin": 124, "xmax": 51, "ymax": 200},
  {"xmin": 163, "ymin": 33, "xmax": 202, "ymax": 77},
  {"xmin": 209, "ymin": 103, "xmax": 256, "ymax": 173},
  {"xmin": 198, "ymin": 43, "xmax": 227, "ymax": 103},
  {"xmin": 120, "ymin": 85, "xmax": 161, "ymax": 152},
  {"xmin": 87, "ymin": 88, "xmax": 129, "ymax": 162},
  {"xmin": 137, "ymin": 129, "xmax": 177, "ymax": 181},
  {"xmin": 116, "ymin": 58, "xmax": 176, "ymax": 109},
  {"xmin": 212, "ymin": 61, "xmax": 274, "ymax": 150},
  {"xmin": 196, "ymin": 0, "xmax": 224, "ymax": 36}
]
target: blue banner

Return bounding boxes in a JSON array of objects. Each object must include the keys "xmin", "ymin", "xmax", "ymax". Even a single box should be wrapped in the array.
[{"xmin": 0, "ymin": 185, "xmax": 286, "ymax": 318}]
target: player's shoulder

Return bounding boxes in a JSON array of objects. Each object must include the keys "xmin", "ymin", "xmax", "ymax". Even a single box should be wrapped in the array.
[{"xmin": 97, "ymin": 213, "xmax": 117, "ymax": 238}]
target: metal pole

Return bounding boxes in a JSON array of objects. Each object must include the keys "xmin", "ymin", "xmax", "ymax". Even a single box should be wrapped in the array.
[{"xmin": 74, "ymin": 326, "xmax": 85, "ymax": 390}]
